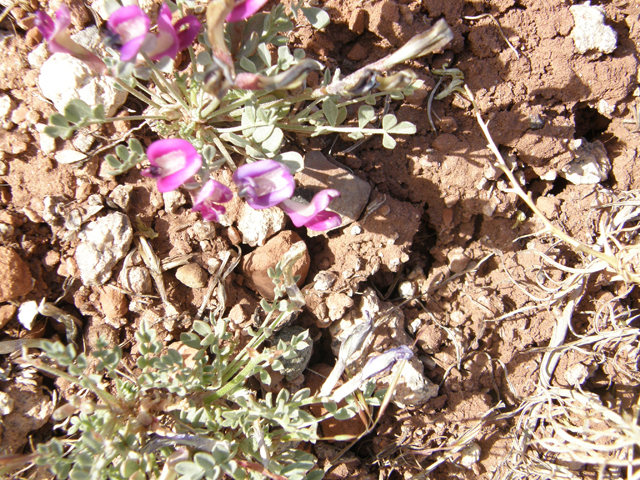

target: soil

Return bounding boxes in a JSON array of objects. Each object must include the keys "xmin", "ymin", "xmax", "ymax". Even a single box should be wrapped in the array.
[{"xmin": 1, "ymin": 0, "xmax": 640, "ymax": 479}]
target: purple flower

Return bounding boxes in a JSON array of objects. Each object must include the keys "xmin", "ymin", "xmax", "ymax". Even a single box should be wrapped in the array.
[
  {"xmin": 226, "ymin": 0, "xmax": 270, "ymax": 22},
  {"xmin": 141, "ymin": 139, "xmax": 202, "ymax": 193},
  {"xmin": 145, "ymin": 4, "xmax": 201, "ymax": 61},
  {"xmin": 280, "ymin": 189, "xmax": 342, "ymax": 231},
  {"xmin": 107, "ymin": 5, "xmax": 150, "ymax": 62},
  {"xmin": 35, "ymin": 5, "xmax": 106, "ymax": 73},
  {"xmin": 361, "ymin": 345, "xmax": 414, "ymax": 380},
  {"xmin": 232, "ymin": 160, "xmax": 295, "ymax": 210},
  {"xmin": 192, "ymin": 179, "xmax": 233, "ymax": 222}
]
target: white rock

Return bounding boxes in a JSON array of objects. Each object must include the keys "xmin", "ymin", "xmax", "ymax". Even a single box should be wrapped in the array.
[
  {"xmin": 55, "ymin": 150, "xmax": 88, "ymax": 164},
  {"xmin": 570, "ymin": 2, "xmax": 617, "ymax": 54},
  {"xmin": 314, "ymin": 271, "xmax": 338, "ymax": 291},
  {"xmin": 0, "ymin": 94, "xmax": 13, "ymax": 125},
  {"xmin": 458, "ymin": 443, "xmax": 481, "ymax": 468},
  {"xmin": 108, "ymin": 185, "xmax": 134, "ymax": 212},
  {"xmin": 18, "ymin": 301, "xmax": 39, "ymax": 330},
  {"xmin": 27, "ymin": 43, "xmax": 49, "ymax": 68},
  {"xmin": 236, "ymin": 204, "xmax": 286, "ymax": 247},
  {"xmin": 0, "ymin": 391, "xmax": 14, "ymax": 415},
  {"xmin": 75, "ymin": 213, "xmax": 133, "ymax": 286},
  {"xmin": 564, "ymin": 362, "xmax": 590, "ymax": 386},
  {"xmin": 540, "ymin": 169, "xmax": 558, "ymax": 181},
  {"xmin": 38, "ymin": 54, "xmax": 127, "ymax": 117},
  {"xmin": 597, "ymin": 99, "xmax": 615, "ymax": 116},
  {"xmin": 72, "ymin": 133, "xmax": 95, "ymax": 153},
  {"xmin": 398, "ymin": 280, "xmax": 416, "ymax": 299},
  {"xmin": 163, "ymin": 190, "xmax": 187, "ymax": 214},
  {"xmin": 35, "ymin": 124, "xmax": 57, "ymax": 154},
  {"xmin": 189, "ymin": 221, "xmax": 216, "ymax": 241},
  {"xmin": 562, "ymin": 139, "xmax": 611, "ymax": 185},
  {"xmin": 124, "ymin": 266, "xmax": 153, "ymax": 294}
]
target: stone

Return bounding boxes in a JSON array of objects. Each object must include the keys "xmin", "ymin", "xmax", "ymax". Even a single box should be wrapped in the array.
[
  {"xmin": 313, "ymin": 271, "xmax": 338, "ymax": 292},
  {"xmin": 75, "ymin": 213, "xmax": 133, "ymax": 286},
  {"xmin": 99, "ymin": 287, "xmax": 128, "ymax": 320},
  {"xmin": 0, "ymin": 391, "xmax": 14, "ymax": 415},
  {"xmin": 296, "ymin": 152, "xmax": 371, "ymax": 233},
  {"xmin": 0, "ymin": 94, "xmax": 14, "ymax": 130},
  {"xmin": 564, "ymin": 362, "xmax": 590, "ymax": 386},
  {"xmin": 242, "ymin": 231, "xmax": 310, "ymax": 300},
  {"xmin": 326, "ymin": 293, "xmax": 354, "ymax": 321},
  {"xmin": 38, "ymin": 54, "xmax": 127, "ymax": 117},
  {"xmin": 124, "ymin": 266, "xmax": 153, "ymax": 294},
  {"xmin": 189, "ymin": 221, "xmax": 216, "ymax": 242},
  {"xmin": 273, "ymin": 326, "xmax": 313, "ymax": 381},
  {"xmin": 27, "ymin": 43, "xmax": 49, "ymax": 68},
  {"xmin": 108, "ymin": 185, "xmax": 134, "ymax": 212},
  {"xmin": 447, "ymin": 247, "xmax": 470, "ymax": 273},
  {"xmin": 0, "ymin": 304, "xmax": 17, "ymax": 328},
  {"xmin": 17, "ymin": 301, "xmax": 39, "ymax": 330},
  {"xmin": 570, "ymin": 2, "xmax": 617, "ymax": 54},
  {"xmin": 561, "ymin": 139, "xmax": 611, "ymax": 185},
  {"xmin": 236, "ymin": 204, "xmax": 286, "ymax": 247},
  {"xmin": 36, "ymin": 124, "xmax": 57, "ymax": 154},
  {"xmin": 458, "ymin": 443, "xmax": 481, "ymax": 468},
  {"xmin": 0, "ymin": 247, "xmax": 33, "ymax": 302},
  {"xmin": 72, "ymin": 133, "xmax": 94, "ymax": 153},
  {"xmin": 163, "ymin": 190, "xmax": 187, "ymax": 214},
  {"xmin": 175, "ymin": 263, "xmax": 208, "ymax": 289}
]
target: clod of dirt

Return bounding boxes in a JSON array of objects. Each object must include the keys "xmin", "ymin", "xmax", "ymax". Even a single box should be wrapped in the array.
[
  {"xmin": 241, "ymin": 231, "xmax": 310, "ymax": 300},
  {"xmin": 99, "ymin": 287, "xmax": 128, "ymax": 320},
  {"xmin": 570, "ymin": 2, "xmax": 617, "ymax": 54},
  {"xmin": 38, "ymin": 54, "xmax": 127, "ymax": 116},
  {"xmin": 297, "ymin": 151, "xmax": 371, "ymax": 233},
  {"xmin": 0, "ymin": 304, "xmax": 17, "ymax": 328},
  {"xmin": 75, "ymin": 212, "xmax": 133, "ymax": 286},
  {"xmin": 162, "ymin": 190, "xmax": 187, "ymax": 214},
  {"xmin": 236, "ymin": 204, "xmax": 286, "ymax": 247},
  {"xmin": 0, "ymin": 382, "xmax": 53, "ymax": 454},
  {"xmin": 0, "ymin": 247, "xmax": 33, "ymax": 302},
  {"xmin": 175, "ymin": 263, "xmax": 209, "ymax": 289},
  {"xmin": 561, "ymin": 139, "xmax": 611, "ymax": 185}
]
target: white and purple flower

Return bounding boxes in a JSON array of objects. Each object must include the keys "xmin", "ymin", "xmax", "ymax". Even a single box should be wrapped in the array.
[
  {"xmin": 106, "ymin": 5, "xmax": 151, "ymax": 62},
  {"xmin": 232, "ymin": 160, "xmax": 295, "ymax": 210},
  {"xmin": 192, "ymin": 179, "xmax": 233, "ymax": 222},
  {"xmin": 141, "ymin": 139, "xmax": 202, "ymax": 193},
  {"xmin": 226, "ymin": 0, "xmax": 270, "ymax": 22},
  {"xmin": 35, "ymin": 5, "xmax": 106, "ymax": 73},
  {"xmin": 145, "ymin": 3, "xmax": 201, "ymax": 61},
  {"xmin": 280, "ymin": 189, "xmax": 342, "ymax": 231}
]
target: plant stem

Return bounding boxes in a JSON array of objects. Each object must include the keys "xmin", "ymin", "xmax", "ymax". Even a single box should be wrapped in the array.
[
  {"xmin": 113, "ymin": 78, "xmax": 163, "ymax": 110},
  {"xmin": 142, "ymin": 54, "xmax": 191, "ymax": 112}
]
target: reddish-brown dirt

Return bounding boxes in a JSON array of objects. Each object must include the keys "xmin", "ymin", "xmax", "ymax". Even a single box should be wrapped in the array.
[{"xmin": 1, "ymin": 0, "xmax": 639, "ymax": 479}]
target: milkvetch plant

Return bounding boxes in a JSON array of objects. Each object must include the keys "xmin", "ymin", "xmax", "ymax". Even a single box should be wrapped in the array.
[{"xmin": 35, "ymin": 0, "xmax": 453, "ymax": 231}]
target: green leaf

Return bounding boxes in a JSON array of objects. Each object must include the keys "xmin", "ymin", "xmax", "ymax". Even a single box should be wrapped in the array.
[
  {"xmin": 261, "ymin": 127, "xmax": 283, "ymax": 153},
  {"xmin": 381, "ymin": 114, "xmax": 397, "ymax": 131},
  {"xmin": 336, "ymin": 106, "xmax": 347, "ymax": 126},
  {"xmin": 239, "ymin": 56, "xmax": 257, "ymax": 74},
  {"xmin": 129, "ymin": 138, "xmax": 144, "ymax": 155},
  {"xmin": 302, "ymin": 7, "xmax": 330, "ymax": 29},
  {"xmin": 92, "ymin": 104, "xmax": 106, "ymax": 121},
  {"xmin": 334, "ymin": 407, "xmax": 357, "ymax": 420},
  {"xmin": 322, "ymin": 99, "xmax": 338, "ymax": 127},
  {"xmin": 259, "ymin": 369, "xmax": 271, "ymax": 385},
  {"xmin": 196, "ymin": 51, "xmax": 213, "ymax": 67},
  {"xmin": 274, "ymin": 151, "xmax": 304, "ymax": 174},
  {"xmin": 256, "ymin": 43, "xmax": 272, "ymax": 68},
  {"xmin": 357, "ymin": 105, "xmax": 375, "ymax": 129},
  {"xmin": 175, "ymin": 461, "xmax": 205, "ymax": 480},
  {"xmin": 382, "ymin": 132, "xmax": 396, "ymax": 149},
  {"xmin": 193, "ymin": 320, "xmax": 213, "ymax": 337},
  {"xmin": 49, "ymin": 113, "xmax": 70, "ymax": 128},
  {"xmin": 43, "ymin": 125, "xmax": 68, "ymax": 139},
  {"xmin": 252, "ymin": 125, "xmax": 275, "ymax": 144},
  {"xmin": 181, "ymin": 332, "xmax": 203, "ymax": 349},
  {"xmin": 64, "ymin": 99, "xmax": 92, "ymax": 124},
  {"xmin": 388, "ymin": 121, "xmax": 416, "ymax": 135},
  {"xmin": 304, "ymin": 470, "xmax": 325, "ymax": 480},
  {"xmin": 115, "ymin": 145, "xmax": 130, "ymax": 162}
]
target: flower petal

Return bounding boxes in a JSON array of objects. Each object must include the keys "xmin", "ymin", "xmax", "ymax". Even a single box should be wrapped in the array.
[
  {"xmin": 145, "ymin": 139, "xmax": 202, "ymax": 193},
  {"xmin": 361, "ymin": 345, "xmax": 413, "ymax": 380},
  {"xmin": 233, "ymin": 160, "xmax": 295, "ymax": 209},
  {"xmin": 146, "ymin": 3, "xmax": 179, "ymax": 61},
  {"xmin": 192, "ymin": 180, "xmax": 232, "ymax": 222},
  {"xmin": 304, "ymin": 210, "xmax": 342, "ymax": 231},
  {"xmin": 226, "ymin": 0, "xmax": 269, "ymax": 22},
  {"xmin": 108, "ymin": 5, "xmax": 150, "ymax": 62},
  {"xmin": 34, "ymin": 11, "xmax": 56, "ymax": 40},
  {"xmin": 174, "ymin": 16, "xmax": 202, "ymax": 51},
  {"xmin": 280, "ymin": 189, "xmax": 341, "ymax": 228}
]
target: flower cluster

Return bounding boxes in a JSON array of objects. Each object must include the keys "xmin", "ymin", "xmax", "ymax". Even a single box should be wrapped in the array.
[{"xmin": 142, "ymin": 139, "xmax": 341, "ymax": 230}]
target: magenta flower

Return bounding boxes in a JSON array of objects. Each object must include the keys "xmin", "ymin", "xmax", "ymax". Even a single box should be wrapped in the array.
[
  {"xmin": 280, "ymin": 189, "xmax": 342, "ymax": 231},
  {"xmin": 232, "ymin": 160, "xmax": 295, "ymax": 210},
  {"xmin": 107, "ymin": 5, "xmax": 150, "ymax": 62},
  {"xmin": 35, "ymin": 5, "xmax": 106, "ymax": 73},
  {"xmin": 192, "ymin": 180, "xmax": 233, "ymax": 222},
  {"xmin": 145, "ymin": 4, "xmax": 201, "ymax": 61},
  {"xmin": 226, "ymin": 0, "xmax": 270, "ymax": 22},
  {"xmin": 141, "ymin": 139, "xmax": 202, "ymax": 193}
]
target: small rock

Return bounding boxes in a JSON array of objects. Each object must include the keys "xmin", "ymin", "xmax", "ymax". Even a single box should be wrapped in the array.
[
  {"xmin": 314, "ymin": 271, "xmax": 338, "ymax": 292},
  {"xmin": 38, "ymin": 54, "xmax": 127, "ymax": 117},
  {"xmin": 347, "ymin": 43, "xmax": 367, "ymax": 61},
  {"xmin": 570, "ymin": 2, "xmax": 617, "ymax": 54},
  {"xmin": 17, "ymin": 301, "xmax": 39, "ymax": 330},
  {"xmin": 27, "ymin": 43, "xmax": 49, "ymax": 68},
  {"xmin": 55, "ymin": 150, "xmax": 87, "ymax": 165},
  {"xmin": 562, "ymin": 139, "xmax": 611, "ymax": 185},
  {"xmin": 564, "ymin": 362, "xmax": 590, "ymax": 386},
  {"xmin": 350, "ymin": 225, "xmax": 362, "ymax": 235},
  {"xmin": 458, "ymin": 443, "xmax": 481, "ymax": 468},
  {"xmin": 72, "ymin": 133, "xmax": 94, "ymax": 153},
  {"xmin": 398, "ymin": 280, "xmax": 416, "ymax": 299},
  {"xmin": 273, "ymin": 325, "xmax": 313, "ymax": 381},
  {"xmin": 189, "ymin": 221, "xmax": 216, "ymax": 241},
  {"xmin": 108, "ymin": 184, "xmax": 134, "ymax": 212},
  {"xmin": 236, "ymin": 204, "xmax": 286, "ymax": 247},
  {"xmin": 528, "ymin": 113, "xmax": 545, "ymax": 130},
  {"xmin": 447, "ymin": 247, "xmax": 470, "ymax": 273},
  {"xmin": 326, "ymin": 293, "xmax": 354, "ymax": 321},
  {"xmin": 175, "ymin": 263, "xmax": 208, "ymax": 289},
  {"xmin": 597, "ymin": 99, "xmax": 616, "ymax": 116},
  {"xmin": 0, "ymin": 391, "xmax": 14, "ymax": 415},
  {"xmin": 124, "ymin": 266, "xmax": 153, "ymax": 295},
  {"xmin": 0, "ymin": 304, "xmax": 17, "ymax": 328},
  {"xmin": 36, "ymin": 124, "xmax": 57, "ymax": 154},
  {"xmin": 99, "ymin": 287, "xmax": 128, "ymax": 320},
  {"xmin": 163, "ymin": 190, "xmax": 187, "ymax": 214},
  {"xmin": 0, "ymin": 223, "xmax": 15, "ymax": 243},
  {"xmin": 296, "ymin": 152, "xmax": 371, "ymax": 233},
  {"xmin": 75, "ymin": 213, "xmax": 133, "ymax": 286},
  {"xmin": 242, "ymin": 231, "xmax": 310, "ymax": 300},
  {"xmin": 0, "ymin": 94, "xmax": 14, "ymax": 129},
  {"xmin": 0, "ymin": 247, "xmax": 33, "ymax": 302}
]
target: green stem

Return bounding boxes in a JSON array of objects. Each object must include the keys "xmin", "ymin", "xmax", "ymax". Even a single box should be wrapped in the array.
[
  {"xmin": 206, "ymin": 358, "xmax": 262, "ymax": 402},
  {"xmin": 102, "ymin": 115, "xmax": 165, "ymax": 123},
  {"xmin": 113, "ymin": 77, "xmax": 162, "ymax": 110},
  {"xmin": 142, "ymin": 53, "xmax": 191, "ymax": 112}
]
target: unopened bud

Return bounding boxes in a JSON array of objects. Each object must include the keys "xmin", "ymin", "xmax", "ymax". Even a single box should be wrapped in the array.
[{"xmin": 53, "ymin": 403, "xmax": 78, "ymax": 421}]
